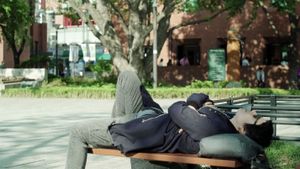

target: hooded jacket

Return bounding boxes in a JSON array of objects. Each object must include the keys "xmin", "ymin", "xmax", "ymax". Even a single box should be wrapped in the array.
[{"xmin": 109, "ymin": 101, "xmax": 237, "ymax": 154}]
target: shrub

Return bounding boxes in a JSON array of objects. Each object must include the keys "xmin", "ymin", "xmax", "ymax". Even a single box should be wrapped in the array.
[
  {"xmin": 190, "ymin": 80, "xmax": 214, "ymax": 88},
  {"xmin": 190, "ymin": 80, "xmax": 246, "ymax": 88},
  {"xmin": 20, "ymin": 54, "xmax": 50, "ymax": 68},
  {"xmin": 62, "ymin": 77, "xmax": 103, "ymax": 87},
  {"xmin": 88, "ymin": 60, "xmax": 117, "ymax": 83},
  {"xmin": 42, "ymin": 78, "xmax": 66, "ymax": 87}
]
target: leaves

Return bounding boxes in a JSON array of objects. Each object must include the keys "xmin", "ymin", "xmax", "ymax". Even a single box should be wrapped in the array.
[
  {"xmin": 0, "ymin": 0, "xmax": 34, "ymax": 67},
  {"xmin": 0, "ymin": 0, "xmax": 32, "ymax": 48}
]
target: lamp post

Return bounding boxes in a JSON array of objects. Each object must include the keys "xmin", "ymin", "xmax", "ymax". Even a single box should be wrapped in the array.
[
  {"xmin": 152, "ymin": 0, "xmax": 158, "ymax": 88},
  {"xmin": 54, "ymin": 24, "xmax": 63, "ymax": 76},
  {"xmin": 55, "ymin": 28, "xmax": 58, "ymax": 76}
]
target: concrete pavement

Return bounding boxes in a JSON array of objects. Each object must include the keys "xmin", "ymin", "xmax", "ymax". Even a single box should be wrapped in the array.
[
  {"xmin": 0, "ymin": 97, "xmax": 299, "ymax": 169},
  {"xmin": 0, "ymin": 98, "xmax": 178, "ymax": 169}
]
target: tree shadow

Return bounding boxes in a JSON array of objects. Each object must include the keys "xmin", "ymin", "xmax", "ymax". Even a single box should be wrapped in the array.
[
  {"xmin": 0, "ymin": 112, "xmax": 107, "ymax": 168},
  {"xmin": 159, "ymin": 4, "xmax": 291, "ymax": 88}
]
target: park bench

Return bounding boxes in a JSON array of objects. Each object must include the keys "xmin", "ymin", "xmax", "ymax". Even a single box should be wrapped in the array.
[
  {"xmin": 216, "ymin": 95, "xmax": 300, "ymax": 141},
  {"xmin": 87, "ymin": 148, "xmax": 243, "ymax": 168},
  {"xmin": 87, "ymin": 95, "xmax": 300, "ymax": 168}
]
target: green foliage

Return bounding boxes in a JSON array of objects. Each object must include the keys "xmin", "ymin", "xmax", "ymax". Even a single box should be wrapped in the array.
[
  {"xmin": 223, "ymin": 0, "xmax": 245, "ymax": 16},
  {"xmin": 61, "ymin": 77, "xmax": 104, "ymax": 87},
  {"xmin": 89, "ymin": 60, "xmax": 117, "ymax": 83},
  {"xmin": 2, "ymin": 87, "xmax": 116, "ymax": 99},
  {"xmin": 57, "ymin": 1, "xmax": 81, "ymax": 25},
  {"xmin": 0, "ymin": 0, "xmax": 33, "ymax": 67},
  {"xmin": 42, "ymin": 77, "xmax": 66, "ymax": 87},
  {"xmin": 190, "ymin": 80, "xmax": 246, "ymax": 88},
  {"xmin": 271, "ymin": 0, "xmax": 297, "ymax": 13},
  {"xmin": 266, "ymin": 141, "xmax": 300, "ymax": 169},
  {"xmin": 190, "ymin": 80, "xmax": 215, "ymax": 88},
  {"xmin": 3, "ymin": 85, "xmax": 300, "ymax": 99},
  {"xmin": 185, "ymin": 0, "xmax": 245, "ymax": 15},
  {"xmin": 43, "ymin": 73, "xmax": 116, "ymax": 88},
  {"xmin": 20, "ymin": 55, "xmax": 50, "ymax": 68},
  {"xmin": 183, "ymin": 0, "xmax": 201, "ymax": 12}
]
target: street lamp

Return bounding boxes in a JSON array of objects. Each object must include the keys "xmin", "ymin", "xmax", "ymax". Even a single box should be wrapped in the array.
[
  {"xmin": 55, "ymin": 28, "xmax": 58, "ymax": 76},
  {"xmin": 152, "ymin": 0, "xmax": 158, "ymax": 88},
  {"xmin": 53, "ymin": 24, "xmax": 63, "ymax": 76}
]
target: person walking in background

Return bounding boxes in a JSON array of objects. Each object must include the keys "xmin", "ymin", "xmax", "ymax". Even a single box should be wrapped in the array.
[
  {"xmin": 242, "ymin": 57, "xmax": 250, "ymax": 66},
  {"xmin": 256, "ymin": 67, "xmax": 265, "ymax": 87}
]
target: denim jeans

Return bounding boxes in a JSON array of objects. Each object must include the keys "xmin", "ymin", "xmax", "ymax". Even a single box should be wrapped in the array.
[{"xmin": 65, "ymin": 71, "xmax": 143, "ymax": 169}]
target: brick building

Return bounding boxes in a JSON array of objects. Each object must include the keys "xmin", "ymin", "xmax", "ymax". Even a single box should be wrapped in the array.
[{"xmin": 157, "ymin": 4, "xmax": 300, "ymax": 88}]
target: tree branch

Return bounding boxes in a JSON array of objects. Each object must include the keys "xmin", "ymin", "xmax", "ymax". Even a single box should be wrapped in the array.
[
  {"xmin": 168, "ymin": 8, "xmax": 228, "ymax": 34},
  {"xmin": 107, "ymin": 1, "xmax": 129, "ymax": 35},
  {"xmin": 157, "ymin": 0, "xmax": 177, "ymax": 24}
]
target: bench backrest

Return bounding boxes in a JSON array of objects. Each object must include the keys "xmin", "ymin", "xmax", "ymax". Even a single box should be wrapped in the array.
[{"xmin": 215, "ymin": 95, "xmax": 300, "ymax": 141}]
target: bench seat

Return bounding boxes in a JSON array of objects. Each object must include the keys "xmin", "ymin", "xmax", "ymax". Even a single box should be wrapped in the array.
[{"xmin": 87, "ymin": 148, "xmax": 243, "ymax": 168}]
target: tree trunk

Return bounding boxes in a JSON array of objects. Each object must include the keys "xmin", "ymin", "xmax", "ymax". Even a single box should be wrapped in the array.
[{"xmin": 11, "ymin": 42, "xmax": 21, "ymax": 68}]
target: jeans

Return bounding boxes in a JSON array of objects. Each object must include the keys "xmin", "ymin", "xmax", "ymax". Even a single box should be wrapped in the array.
[{"xmin": 65, "ymin": 71, "xmax": 143, "ymax": 169}]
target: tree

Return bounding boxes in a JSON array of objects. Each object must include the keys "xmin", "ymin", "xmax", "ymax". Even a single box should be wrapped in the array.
[
  {"xmin": 65, "ymin": 0, "xmax": 176, "ymax": 80},
  {"xmin": 61, "ymin": 0, "xmax": 300, "ymax": 88},
  {"xmin": 0, "ymin": 0, "xmax": 33, "ymax": 67},
  {"xmin": 63, "ymin": 0, "xmax": 241, "ymax": 81}
]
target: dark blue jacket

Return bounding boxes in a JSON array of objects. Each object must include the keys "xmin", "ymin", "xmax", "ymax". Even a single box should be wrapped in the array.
[{"xmin": 109, "ymin": 101, "xmax": 237, "ymax": 154}]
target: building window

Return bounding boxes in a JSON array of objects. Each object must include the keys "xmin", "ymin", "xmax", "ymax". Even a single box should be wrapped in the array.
[
  {"xmin": 217, "ymin": 38, "xmax": 227, "ymax": 64},
  {"xmin": 264, "ymin": 37, "xmax": 290, "ymax": 65},
  {"xmin": 176, "ymin": 39, "xmax": 201, "ymax": 66}
]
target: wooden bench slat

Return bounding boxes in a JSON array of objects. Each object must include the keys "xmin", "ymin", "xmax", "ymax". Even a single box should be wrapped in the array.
[{"xmin": 88, "ymin": 148, "xmax": 242, "ymax": 168}]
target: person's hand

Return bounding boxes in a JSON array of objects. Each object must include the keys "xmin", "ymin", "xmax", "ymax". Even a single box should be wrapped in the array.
[{"xmin": 186, "ymin": 93, "xmax": 211, "ymax": 109}]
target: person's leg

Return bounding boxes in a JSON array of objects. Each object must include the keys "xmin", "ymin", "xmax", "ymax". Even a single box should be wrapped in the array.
[
  {"xmin": 65, "ymin": 119, "xmax": 113, "ymax": 169},
  {"xmin": 112, "ymin": 70, "xmax": 143, "ymax": 118}
]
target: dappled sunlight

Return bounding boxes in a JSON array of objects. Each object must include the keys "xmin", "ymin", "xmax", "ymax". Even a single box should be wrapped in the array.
[
  {"xmin": 0, "ymin": 98, "xmax": 114, "ymax": 169},
  {"xmin": 158, "ymin": 66, "xmax": 206, "ymax": 86},
  {"xmin": 159, "ymin": 2, "xmax": 294, "ymax": 89},
  {"xmin": 240, "ymin": 65, "xmax": 290, "ymax": 88}
]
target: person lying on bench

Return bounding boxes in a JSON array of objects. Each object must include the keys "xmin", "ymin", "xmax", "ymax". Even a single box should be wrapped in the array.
[{"xmin": 65, "ymin": 70, "xmax": 273, "ymax": 169}]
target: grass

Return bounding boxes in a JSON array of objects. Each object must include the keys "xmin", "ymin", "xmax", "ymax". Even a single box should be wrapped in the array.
[
  {"xmin": 2, "ymin": 85, "xmax": 300, "ymax": 99},
  {"xmin": 266, "ymin": 141, "xmax": 300, "ymax": 169}
]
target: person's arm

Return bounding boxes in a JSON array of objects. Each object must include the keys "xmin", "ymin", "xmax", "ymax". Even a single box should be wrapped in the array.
[{"xmin": 168, "ymin": 101, "xmax": 207, "ymax": 140}]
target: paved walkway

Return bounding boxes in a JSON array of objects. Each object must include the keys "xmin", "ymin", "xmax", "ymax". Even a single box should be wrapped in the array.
[
  {"xmin": 0, "ymin": 98, "xmax": 178, "ymax": 169},
  {"xmin": 0, "ymin": 97, "xmax": 299, "ymax": 169}
]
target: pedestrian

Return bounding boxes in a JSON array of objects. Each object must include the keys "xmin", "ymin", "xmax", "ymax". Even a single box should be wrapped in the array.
[
  {"xmin": 65, "ymin": 70, "xmax": 273, "ymax": 169},
  {"xmin": 256, "ymin": 66, "xmax": 265, "ymax": 87},
  {"xmin": 242, "ymin": 57, "xmax": 250, "ymax": 66}
]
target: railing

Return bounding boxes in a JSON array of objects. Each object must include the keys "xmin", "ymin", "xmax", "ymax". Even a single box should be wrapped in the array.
[{"xmin": 214, "ymin": 95, "xmax": 300, "ymax": 141}]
